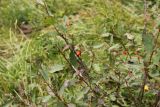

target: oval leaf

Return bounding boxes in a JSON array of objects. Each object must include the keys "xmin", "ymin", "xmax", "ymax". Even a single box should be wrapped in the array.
[{"xmin": 49, "ymin": 64, "xmax": 64, "ymax": 73}]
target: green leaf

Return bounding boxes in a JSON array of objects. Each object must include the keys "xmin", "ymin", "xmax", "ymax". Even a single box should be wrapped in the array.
[
  {"xmin": 149, "ymin": 65, "xmax": 160, "ymax": 77},
  {"xmin": 110, "ymin": 94, "xmax": 116, "ymax": 101},
  {"xmin": 149, "ymin": 69, "xmax": 160, "ymax": 77},
  {"xmin": 67, "ymin": 103, "xmax": 76, "ymax": 107},
  {"xmin": 56, "ymin": 101, "xmax": 65, "ymax": 107},
  {"xmin": 152, "ymin": 49, "xmax": 160, "ymax": 65},
  {"xmin": 125, "ymin": 33, "xmax": 134, "ymax": 40},
  {"xmin": 49, "ymin": 64, "xmax": 64, "ymax": 73},
  {"xmin": 101, "ymin": 33, "xmax": 112, "ymax": 38},
  {"xmin": 42, "ymin": 95, "xmax": 52, "ymax": 103},
  {"xmin": 112, "ymin": 105, "xmax": 119, "ymax": 107},
  {"xmin": 142, "ymin": 34, "xmax": 154, "ymax": 54},
  {"xmin": 108, "ymin": 44, "xmax": 121, "ymax": 52},
  {"xmin": 44, "ymin": 17, "xmax": 55, "ymax": 25},
  {"xmin": 36, "ymin": 0, "xmax": 44, "ymax": 6},
  {"xmin": 64, "ymin": 16, "xmax": 68, "ymax": 27},
  {"xmin": 40, "ymin": 69, "xmax": 49, "ymax": 81},
  {"xmin": 69, "ymin": 50, "xmax": 78, "ymax": 67},
  {"xmin": 93, "ymin": 64, "xmax": 101, "ymax": 72},
  {"xmin": 58, "ymin": 24, "xmax": 67, "ymax": 33},
  {"xmin": 93, "ymin": 43, "xmax": 104, "ymax": 49}
]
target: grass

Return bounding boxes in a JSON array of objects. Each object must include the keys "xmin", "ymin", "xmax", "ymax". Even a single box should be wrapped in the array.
[{"xmin": 0, "ymin": 0, "xmax": 159, "ymax": 106}]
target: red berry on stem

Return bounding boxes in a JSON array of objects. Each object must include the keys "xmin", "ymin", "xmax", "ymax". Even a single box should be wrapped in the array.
[
  {"xmin": 76, "ymin": 50, "xmax": 81, "ymax": 57},
  {"xmin": 123, "ymin": 51, "xmax": 127, "ymax": 55}
]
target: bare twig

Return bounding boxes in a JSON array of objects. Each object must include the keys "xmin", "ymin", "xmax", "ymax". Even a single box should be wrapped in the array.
[
  {"xmin": 41, "ymin": 0, "xmax": 102, "ymax": 101},
  {"xmin": 154, "ymin": 91, "xmax": 160, "ymax": 107},
  {"xmin": 138, "ymin": 0, "xmax": 149, "ymax": 104},
  {"xmin": 110, "ymin": 27, "xmax": 131, "ymax": 59},
  {"xmin": 56, "ymin": 41, "xmax": 97, "ymax": 95},
  {"xmin": 39, "ymin": 66, "xmax": 68, "ymax": 106},
  {"xmin": 139, "ymin": 1, "xmax": 160, "ymax": 105},
  {"xmin": 42, "ymin": 0, "xmax": 88, "ymax": 74},
  {"xmin": 124, "ymin": 80, "xmax": 139, "ymax": 107},
  {"xmin": 54, "ymin": 26, "xmax": 88, "ymax": 68},
  {"xmin": 43, "ymin": 0, "xmax": 51, "ymax": 16}
]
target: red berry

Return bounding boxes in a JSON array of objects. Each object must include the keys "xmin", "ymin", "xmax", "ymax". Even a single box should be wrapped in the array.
[
  {"xmin": 76, "ymin": 50, "xmax": 81, "ymax": 57},
  {"xmin": 122, "ymin": 51, "xmax": 127, "ymax": 55}
]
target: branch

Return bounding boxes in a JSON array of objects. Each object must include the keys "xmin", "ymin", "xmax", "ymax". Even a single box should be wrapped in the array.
[
  {"xmin": 38, "ymin": 65, "xmax": 68, "ymax": 106},
  {"xmin": 56, "ymin": 41, "xmax": 97, "ymax": 95},
  {"xmin": 138, "ymin": 0, "xmax": 148, "ymax": 104}
]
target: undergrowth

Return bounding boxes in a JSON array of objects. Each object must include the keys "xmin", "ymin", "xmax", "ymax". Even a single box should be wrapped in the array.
[{"xmin": 0, "ymin": 0, "xmax": 160, "ymax": 107}]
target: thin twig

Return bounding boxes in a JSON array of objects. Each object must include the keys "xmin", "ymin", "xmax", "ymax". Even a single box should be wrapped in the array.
[
  {"xmin": 43, "ymin": 0, "xmax": 51, "ymax": 16},
  {"xmin": 39, "ymin": 66, "xmax": 68, "ymax": 106},
  {"xmin": 41, "ymin": 0, "xmax": 102, "ymax": 100},
  {"xmin": 124, "ymin": 81, "xmax": 139, "ymax": 107},
  {"xmin": 54, "ymin": 26, "xmax": 88, "ymax": 71},
  {"xmin": 138, "ymin": 0, "xmax": 148, "ymax": 104},
  {"xmin": 42, "ymin": 0, "xmax": 88, "ymax": 74},
  {"xmin": 57, "ymin": 44, "xmax": 97, "ymax": 94}
]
